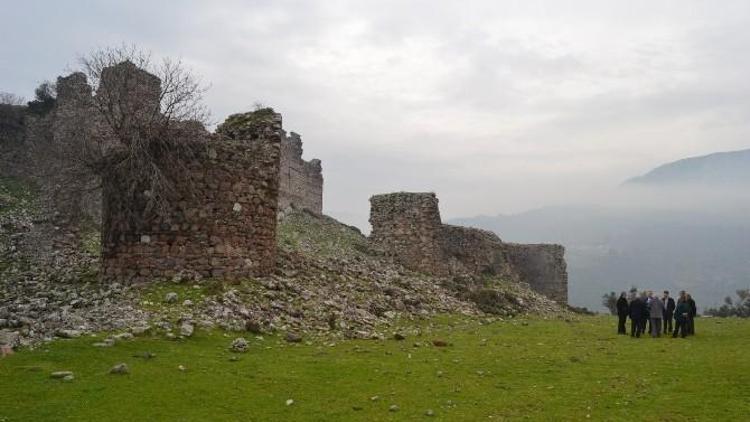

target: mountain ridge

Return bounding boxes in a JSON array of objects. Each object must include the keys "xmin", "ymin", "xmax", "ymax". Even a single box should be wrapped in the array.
[{"xmin": 625, "ymin": 148, "xmax": 750, "ymax": 186}]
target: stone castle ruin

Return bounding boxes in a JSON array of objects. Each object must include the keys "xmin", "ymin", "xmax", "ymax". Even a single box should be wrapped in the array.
[
  {"xmin": 279, "ymin": 130, "xmax": 323, "ymax": 214},
  {"xmin": 215, "ymin": 111, "xmax": 323, "ymax": 215},
  {"xmin": 1, "ymin": 60, "xmax": 568, "ymax": 303},
  {"xmin": 369, "ymin": 192, "xmax": 568, "ymax": 303}
]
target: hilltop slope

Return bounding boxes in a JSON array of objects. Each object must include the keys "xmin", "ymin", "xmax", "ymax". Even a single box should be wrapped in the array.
[{"xmin": 1, "ymin": 178, "xmax": 567, "ymax": 348}]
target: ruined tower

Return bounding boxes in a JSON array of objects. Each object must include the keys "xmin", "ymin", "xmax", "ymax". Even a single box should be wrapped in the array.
[
  {"xmin": 369, "ymin": 191, "xmax": 569, "ymax": 303},
  {"xmin": 279, "ymin": 131, "xmax": 323, "ymax": 214},
  {"xmin": 217, "ymin": 111, "xmax": 324, "ymax": 215},
  {"xmin": 369, "ymin": 192, "xmax": 447, "ymax": 274},
  {"xmin": 100, "ymin": 64, "xmax": 283, "ymax": 281}
]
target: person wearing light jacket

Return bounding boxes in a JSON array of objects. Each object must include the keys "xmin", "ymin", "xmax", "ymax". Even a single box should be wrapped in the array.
[{"xmin": 649, "ymin": 291, "xmax": 665, "ymax": 337}]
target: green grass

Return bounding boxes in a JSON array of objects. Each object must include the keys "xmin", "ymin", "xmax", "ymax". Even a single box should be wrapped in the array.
[{"xmin": 1, "ymin": 316, "xmax": 748, "ymax": 421}]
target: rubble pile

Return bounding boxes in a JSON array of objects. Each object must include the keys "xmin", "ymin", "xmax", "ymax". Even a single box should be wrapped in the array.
[{"xmin": 1, "ymin": 184, "xmax": 568, "ymax": 349}]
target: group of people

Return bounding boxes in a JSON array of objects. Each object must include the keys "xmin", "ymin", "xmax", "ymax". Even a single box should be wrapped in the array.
[{"xmin": 615, "ymin": 290, "xmax": 697, "ymax": 338}]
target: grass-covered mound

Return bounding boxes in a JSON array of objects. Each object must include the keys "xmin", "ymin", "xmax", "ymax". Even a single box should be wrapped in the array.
[{"xmin": 0, "ymin": 315, "xmax": 747, "ymax": 421}]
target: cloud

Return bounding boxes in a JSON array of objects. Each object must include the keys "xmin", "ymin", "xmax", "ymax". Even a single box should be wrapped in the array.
[{"xmin": 3, "ymin": 0, "xmax": 750, "ymax": 229}]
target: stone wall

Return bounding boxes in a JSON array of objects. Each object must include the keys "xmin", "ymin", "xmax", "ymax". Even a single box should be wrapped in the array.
[
  {"xmin": 506, "ymin": 244, "xmax": 568, "ymax": 303},
  {"xmin": 439, "ymin": 224, "xmax": 517, "ymax": 279},
  {"xmin": 369, "ymin": 192, "xmax": 446, "ymax": 274},
  {"xmin": 279, "ymin": 130, "xmax": 323, "ymax": 214},
  {"xmin": 216, "ymin": 110, "xmax": 324, "ymax": 215},
  {"xmin": 101, "ymin": 126, "xmax": 282, "ymax": 281},
  {"xmin": 368, "ymin": 191, "xmax": 568, "ymax": 303},
  {"xmin": 96, "ymin": 63, "xmax": 283, "ymax": 281},
  {"xmin": 50, "ymin": 72, "xmax": 109, "ymax": 225}
]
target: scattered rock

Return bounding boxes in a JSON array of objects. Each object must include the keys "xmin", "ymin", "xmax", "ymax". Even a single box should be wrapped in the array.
[
  {"xmin": 182, "ymin": 299, "xmax": 194, "ymax": 307},
  {"xmin": 55, "ymin": 329, "xmax": 82, "ymax": 339},
  {"xmin": 285, "ymin": 332, "xmax": 303, "ymax": 343},
  {"xmin": 432, "ymin": 339, "xmax": 449, "ymax": 347},
  {"xmin": 0, "ymin": 330, "xmax": 20, "ymax": 348},
  {"xmin": 285, "ymin": 399, "xmax": 294, "ymax": 406},
  {"xmin": 180, "ymin": 322, "xmax": 194, "ymax": 337},
  {"xmin": 178, "ymin": 365, "xmax": 186, "ymax": 372},
  {"xmin": 245, "ymin": 319, "xmax": 263, "ymax": 334},
  {"xmin": 389, "ymin": 405, "xmax": 400, "ymax": 412},
  {"xmin": 133, "ymin": 351, "xmax": 155, "ymax": 359},
  {"xmin": 109, "ymin": 363, "xmax": 129, "ymax": 375},
  {"xmin": 230, "ymin": 337, "xmax": 249, "ymax": 353},
  {"xmin": 92, "ymin": 338, "xmax": 115, "ymax": 348},
  {"xmin": 425, "ymin": 409, "xmax": 435, "ymax": 416},
  {"xmin": 51, "ymin": 371, "xmax": 74, "ymax": 379},
  {"xmin": 130, "ymin": 326, "xmax": 151, "ymax": 336},
  {"xmin": 393, "ymin": 333, "xmax": 406, "ymax": 341},
  {"xmin": 0, "ymin": 202, "xmax": 570, "ymax": 350},
  {"xmin": 62, "ymin": 374, "xmax": 75, "ymax": 382},
  {"xmin": 113, "ymin": 332, "xmax": 134, "ymax": 341}
]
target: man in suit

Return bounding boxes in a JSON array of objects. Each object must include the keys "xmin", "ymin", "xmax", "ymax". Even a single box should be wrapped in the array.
[
  {"xmin": 616, "ymin": 292, "xmax": 629, "ymax": 335},
  {"xmin": 662, "ymin": 291, "xmax": 675, "ymax": 334},
  {"xmin": 643, "ymin": 291, "xmax": 652, "ymax": 335},
  {"xmin": 629, "ymin": 294, "xmax": 645, "ymax": 338},
  {"xmin": 686, "ymin": 294, "xmax": 697, "ymax": 335},
  {"xmin": 673, "ymin": 297, "xmax": 689, "ymax": 338}
]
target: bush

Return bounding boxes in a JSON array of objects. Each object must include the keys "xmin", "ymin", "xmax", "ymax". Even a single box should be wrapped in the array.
[
  {"xmin": 470, "ymin": 288, "xmax": 515, "ymax": 314},
  {"xmin": 26, "ymin": 81, "xmax": 56, "ymax": 115}
]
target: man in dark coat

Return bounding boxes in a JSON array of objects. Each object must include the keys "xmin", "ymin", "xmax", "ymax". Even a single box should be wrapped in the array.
[
  {"xmin": 673, "ymin": 298, "xmax": 689, "ymax": 338},
  {"xmin": 629, "ymin": 294, "xmax": 645, "ymax": 338},
  {"xmin": 686, "ymin": 294, "xmax": 697, "ymax": 335},
  {"xmin": 616, "ymin": 292, "xmax": 629, "ymax": 335},
  {"xmin": 642, "ymin": 292, "xmax": 651, "ymax": 335},
  {"xmin": 662, "ymin": 291, "xmax": 675, "ymax": 334}
]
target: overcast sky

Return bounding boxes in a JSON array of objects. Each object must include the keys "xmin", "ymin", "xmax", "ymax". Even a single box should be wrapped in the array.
[{"xmin": 3, "ymin": 0, "xmax": 750, "ymax": 230}]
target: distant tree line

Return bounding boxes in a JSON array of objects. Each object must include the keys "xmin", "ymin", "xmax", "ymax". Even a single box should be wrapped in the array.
[
  {"xmin": 704, "ymin": 289, "xmax": 750, "ymax": 317},
  {"xmin": 0, "ymin": 81, "xmax": 57, "ymax": 113}
]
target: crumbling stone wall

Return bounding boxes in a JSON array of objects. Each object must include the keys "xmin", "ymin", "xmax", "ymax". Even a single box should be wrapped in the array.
[
  {"xmin": 279, "ymin": 130, "xmax": 323, "ymax": 214},
  {"xmin": 216, "ymin": 110, "xmax": 324, "ymax": 215},
  {"xmin": 440, "ymin": 224, "xmax": 516, "ymax": 279},
  {"xmin": 101, "ymin": 123, "xmax": 282, "ymax": 281},
  {"xmin": 49, "ymin": 72, "xmax": 110, "ymax": 225},
  {"xmin": 98, "ymin": 64, "xmax": 282, "ymax": 281},
  {"xmin": 369, "ymin": 192, "xmax": 446, "ymax": 274},
  {"xmin": 506, "ymin": 244, "xmax": 568, "ymax": 303},
  {"xmin": 369, "ymin": 192, "xmax": 568, "ymax": 303}
]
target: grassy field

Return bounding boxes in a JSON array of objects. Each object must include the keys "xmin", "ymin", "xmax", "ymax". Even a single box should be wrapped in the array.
[{"xmin": 1, "ymin": 315, "xmax": 748, "ymax": 421}]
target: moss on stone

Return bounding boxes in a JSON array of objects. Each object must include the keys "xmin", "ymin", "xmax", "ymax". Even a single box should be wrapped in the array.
[{"xmin": 216, "ymin": 107, "xmax": 277, "ymax": 140}]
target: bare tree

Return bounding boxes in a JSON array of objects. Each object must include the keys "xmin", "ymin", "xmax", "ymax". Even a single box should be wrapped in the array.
[
  {"xmin": 70, "ymin": 45, "xmax": 212, "ymax": 226},
  {"xmin": 0, "ymin": 92, "xmax": 25, "ymax": 105}
]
